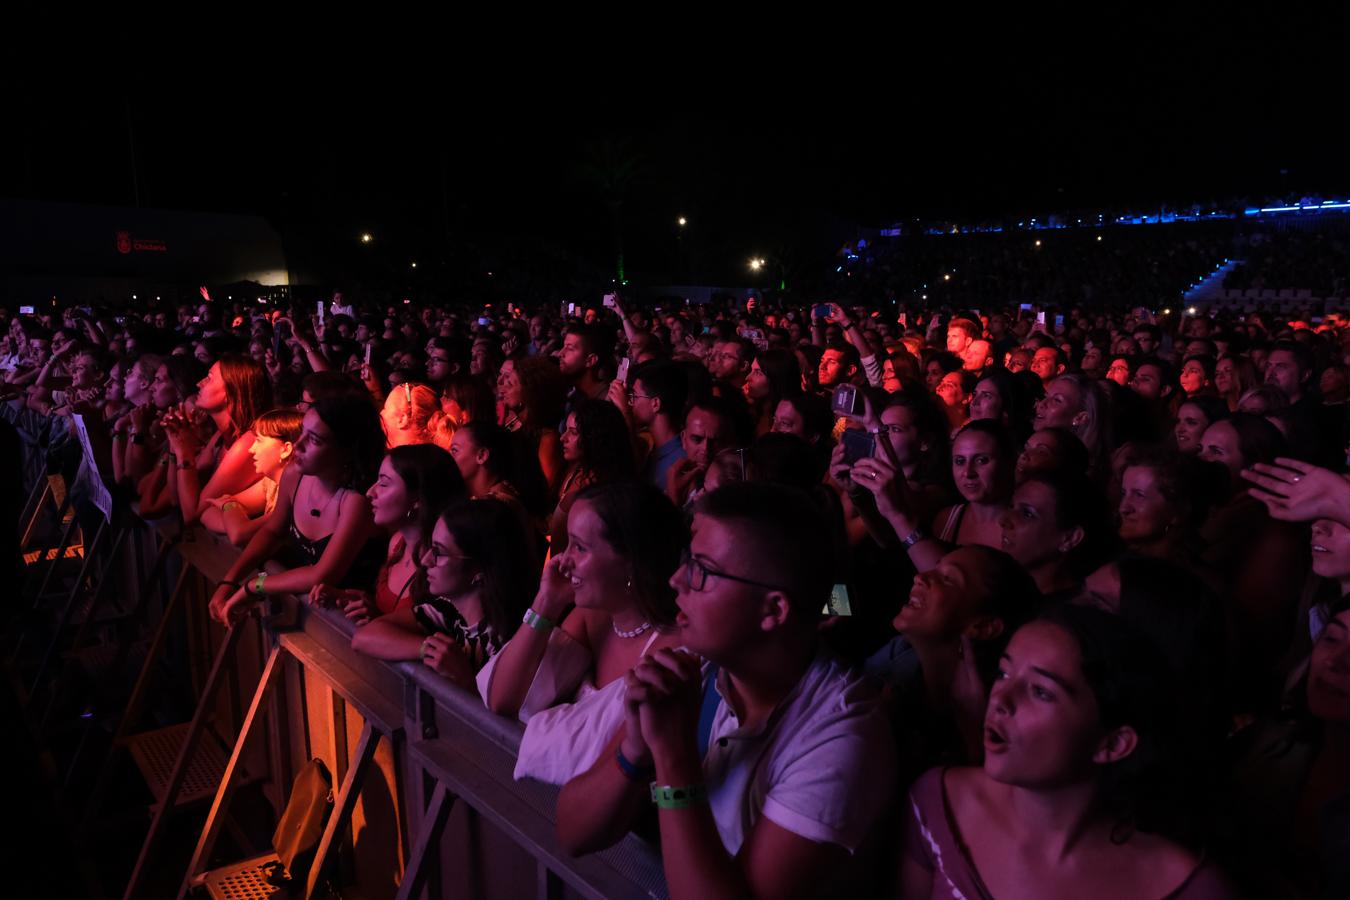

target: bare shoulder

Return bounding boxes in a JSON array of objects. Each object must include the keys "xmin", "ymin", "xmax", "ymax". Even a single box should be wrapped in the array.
[
  {"xmin": 227, "ymin": 428, "xmax": 257, "ymax": 454},
  {"xmin": 1119, "ymin": 831, "xmax": 1211, "ymax": 896},
  {"xmin": 943, "ymin": 765, "xmax": 995, "ymax": 808},
  {"xmin": 562, "ymin": 605, "xmax": 607, "ymax": 649},
  {"xmin": 943, "ymin": 767, "xmax": 1011, "ymax": 837}
]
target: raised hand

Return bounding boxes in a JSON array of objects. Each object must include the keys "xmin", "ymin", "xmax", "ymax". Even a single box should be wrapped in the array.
[
  {"xmin": 533, "ymin": 555, "xmax": 575, "ymax": 622},
  {"xmin": 1243, "ymin": 459, "xmax": 1350, "ymax": 525}
]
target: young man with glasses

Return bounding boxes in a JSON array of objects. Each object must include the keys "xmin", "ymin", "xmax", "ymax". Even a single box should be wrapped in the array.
[
  {"xmin": 626, "ymin": 361, "xmax": 688, "ymax": 492},
  {"xmin": 708, "ymin": 339, "xmax": 753, "ymax": 393},
  {"xmin": 556, "ymin": 482, "xmax": 896, "ymax": 899}
]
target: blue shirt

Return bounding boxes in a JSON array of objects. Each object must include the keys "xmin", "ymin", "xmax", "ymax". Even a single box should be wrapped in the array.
[{"xmin": 644, "ymin": 435, "xmax": 686, "ymax": 492}]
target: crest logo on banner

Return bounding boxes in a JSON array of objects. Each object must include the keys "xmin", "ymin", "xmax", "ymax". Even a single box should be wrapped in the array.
[{"xmin": 115, "ymin": 230, "xmax": 132, "ymax": 255}]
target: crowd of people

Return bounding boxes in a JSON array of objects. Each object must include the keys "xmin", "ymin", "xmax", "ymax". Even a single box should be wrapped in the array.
[
  {"xmin": 833, "ymin": 221, "xmax": 1241, "ymax": 312},
  {"xmin": 2, "ymin": 282, "xmax": 1347, "ymax": 898}
]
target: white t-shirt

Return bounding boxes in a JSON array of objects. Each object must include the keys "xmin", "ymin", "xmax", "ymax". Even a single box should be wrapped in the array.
[{"xmin": 702, "ymin": 651, "xmax": 896, "ymax": 855}]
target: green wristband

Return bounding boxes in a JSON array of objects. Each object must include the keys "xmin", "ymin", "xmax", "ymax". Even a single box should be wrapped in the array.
[
  {"xmin": 250, "ymin": 571, "xmax": 268, "ymax": 596},
  {"xmin": 522, "ymin": 608, "xmax": 555, "ymax": 633},
  {"xmin": 650, "ymin": 783, "xmax": 708, "ymax": 809}
]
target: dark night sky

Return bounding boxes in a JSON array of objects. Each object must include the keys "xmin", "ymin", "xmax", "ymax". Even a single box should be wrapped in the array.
[{"xmin": 3, "ymin": 13, "xmax": 1343, "ymax": 287}]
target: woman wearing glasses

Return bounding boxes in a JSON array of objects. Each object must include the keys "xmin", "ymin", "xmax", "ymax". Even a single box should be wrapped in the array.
[
  {"xmin": 315, "ymin": 443, "xmax": 465, "ymax": 624},
  {"xmin": 350, "ymin": 497, "xmax": 539, "ymax": 687},
  {"xmin": 483, "ymin": 481, "xmax": 687, "ymax": 785}
]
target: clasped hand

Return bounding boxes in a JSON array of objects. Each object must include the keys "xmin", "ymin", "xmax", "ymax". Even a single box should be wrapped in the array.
[{"xmin": 620, "ymin": 648, "xmax": 704, "ymax": 767}]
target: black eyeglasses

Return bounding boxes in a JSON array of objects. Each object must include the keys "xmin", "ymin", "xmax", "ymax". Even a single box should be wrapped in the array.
[{"xmin": 680, "ymin": 548, "xmax": 786, "ymax": 593}]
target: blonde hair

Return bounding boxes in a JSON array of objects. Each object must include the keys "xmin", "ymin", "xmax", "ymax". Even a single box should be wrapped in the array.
[{"xmin": 388, "ymin": 382, "xmax": 452, "ymax": 447}]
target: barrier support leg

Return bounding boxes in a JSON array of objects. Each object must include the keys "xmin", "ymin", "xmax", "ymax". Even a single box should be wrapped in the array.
[
  {"xmin": 122, "ymin": 620, "xmax": 252, "ymax": 900},
  {"xmin": 74, "ymin": 566, "xmax": 190, "ymax": 840},
  {"xmin": 26, "ymin": 518, "xmax": 114, "ymax": 705},
  {"xmin": 173, "ymin": 641, "xmax": 283, "ymax": 900},
  {"xmin": 394, "ymin": 782, "xmax": 455, "ymax": 900},
  {"xmin": 305, "ymin": 722, "xmax": 381, "ymax": 900}
]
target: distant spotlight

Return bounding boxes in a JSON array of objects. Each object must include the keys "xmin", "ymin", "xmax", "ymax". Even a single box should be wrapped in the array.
[
  {"xmin": 943, "ymin": 274, "xmax": 951, "ymax": 281},
  {"xmin": 750, "ymin": 258, "xmax": 764, "ymax": 271},
  {"xmin": 1035, "ymin": 240, "xmax": 1042, "ymax": 247},
  {"xmin": 1163, "ymin": 308, "xmax": 1173, "ymax": 315},
  {"xmin": 132, "ymin": 294, "xmax": 137, "ymax": 300},
  {"xmin": 411, "ymin": 261, "xmax": 417, "ymax": 268},
  {"xmin": 360, "ymin": 233, "xmax": 373, "ymax": 244},
  {"xmin": 678, "ymin": 217, "xmax": 688, "ymax": 226},
  {"xmin": 1096, "ymin": 235, "xmax": 1103, "ymax": 241},
  {"xmin": 1188, "ymin": 307, "xmax": 1198, "ymax": 315}
]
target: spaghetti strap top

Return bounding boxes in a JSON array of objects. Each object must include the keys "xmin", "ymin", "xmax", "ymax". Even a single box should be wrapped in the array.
[
  {"xmin": 938, "ymin": 503, "xmax": 968, "ymax": 544},
  {"xmin": 282, "ymin": 477, "xmax": 387, "ymax": 589},
  {"xmin": 373, "ymin": 535, "xmax": 419, "ymax": 616}
]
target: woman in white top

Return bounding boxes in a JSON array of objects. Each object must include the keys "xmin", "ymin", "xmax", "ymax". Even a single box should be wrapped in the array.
[{"xmin": 481, "ymin": 481, "xmax": 688, "ymax": 784}]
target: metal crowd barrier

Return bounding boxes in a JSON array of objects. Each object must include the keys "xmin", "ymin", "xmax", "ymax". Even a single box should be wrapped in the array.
[{"xmin": 103, "ymin": 516, "xmax": 671, "ymax": 900}]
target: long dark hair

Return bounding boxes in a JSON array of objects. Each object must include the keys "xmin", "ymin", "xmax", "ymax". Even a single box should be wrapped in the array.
[
  {"xmin": 570, "ymin": 397, "xmax": 637, "ymax": 483},
  {"xmin": 218, "ymin": 355, "xmax": 274, "ymax": 439},
  {"xmin": 512, "ymin": 355, "xmax": 567, "ymax": 431},
  {"xmin": 458, "ymin": 421, "xmax": 550, "ymax": 517},
  {"xmin": 752, "ymin": 348, "xmax": 803, "ymax": 412},
  {"xmin": 313, "ymin": 393, "xmax": 386, "ymax": 492},
  {"xmin": 387, "ymin": 443, "xmax": 466, "ymax": 559},
  {"xmin": 572, "ymin": 481, "xmax": 688, "ymax": 630},
  {"xmin": 437, "ymin": 498, "xmax": 539, "ymax": 640},
  {"xmin": 1036, "ymin": 604, "xmax": 1199, "ymax": 844},
  {"xmin": 442, "ymin": 372, "xmax": 496, "ymax": 425}
]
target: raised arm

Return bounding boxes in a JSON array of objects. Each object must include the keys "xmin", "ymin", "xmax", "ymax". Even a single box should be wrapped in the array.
[
  {"xmin": 251, "ymin": 490, "xmax": 377, "ymax": 595},
  {"xmin": 351, "ymin": 606, "xmax": 426, "ymax": 660},
  {"xmin": 483, "ymin": 556, "xmax": 583, "ymax": 716}
]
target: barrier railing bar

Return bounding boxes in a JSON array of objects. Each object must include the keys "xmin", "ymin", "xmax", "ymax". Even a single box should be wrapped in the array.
[
  {"xmin": 105, "ymin": 519, "xmax": 667, "ymax": 900},
  {"xmin": 280, "ymin": 631, "xmax": 405, "ymax": 733},
  {"xmin": 406, "ymin": 739, "xmax": 663, "ymax": 900}
]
